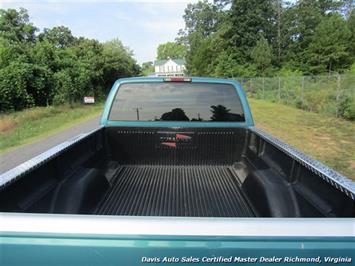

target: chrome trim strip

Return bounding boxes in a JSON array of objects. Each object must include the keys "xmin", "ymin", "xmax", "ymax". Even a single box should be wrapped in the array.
[
  {"xmin": 0, "ymin": 213, "xmax": 354, "ymax": 237},
  {"xmin": 0, "ymin": 126, "xmax": 103, "ymax": 188},
  {"xmin": 250, "ymin": 127, "xmax": 355, "ymax": 200}
]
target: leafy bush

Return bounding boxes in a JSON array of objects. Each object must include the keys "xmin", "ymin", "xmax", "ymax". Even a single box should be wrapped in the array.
[
  {"xmin": 339, "ymin": 96, "xmax": 355, "ymax": 120},
  {"xmin": 0, "ymin": 61, "xmax": 34, "ymax": 111}
]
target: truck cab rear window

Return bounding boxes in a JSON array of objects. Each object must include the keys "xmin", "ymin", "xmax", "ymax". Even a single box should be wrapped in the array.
[{"xmin": 109, "ymin": 82, "xmax": 245, "ymax": 122}]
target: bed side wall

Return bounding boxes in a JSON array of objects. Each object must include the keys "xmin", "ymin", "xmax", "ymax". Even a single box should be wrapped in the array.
[{"xmin": 238, "ymin": 130, "xmax": 354, "ymax": 217}]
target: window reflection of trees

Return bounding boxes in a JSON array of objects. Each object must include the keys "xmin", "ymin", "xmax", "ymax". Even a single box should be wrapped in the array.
[
  {"xmin": 210, "ymin": 105, "xmax": 245, "ymax": 122},
  {"xmin": 157, "ymin": 105, "xmax": 244, "ymax": 122},
  {"xmin": 160, "ymin": 108, "xmax": 190, "ymax": 121}
]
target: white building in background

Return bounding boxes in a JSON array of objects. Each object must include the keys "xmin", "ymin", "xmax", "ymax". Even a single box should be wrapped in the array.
[{"xmin": 154, "ymin": 58, "xmax": 186, "ymax": 77}]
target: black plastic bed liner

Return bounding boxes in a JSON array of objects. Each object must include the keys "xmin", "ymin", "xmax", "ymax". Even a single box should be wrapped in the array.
[{"xmin": 95, "ymin": 165, "xmax": 255, "ymax": 217}]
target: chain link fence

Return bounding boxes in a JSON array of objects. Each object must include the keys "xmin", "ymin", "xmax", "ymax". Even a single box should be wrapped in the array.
[{"xmin": 237, "ymin": 74, "xmax": 355, "ymax": 120}]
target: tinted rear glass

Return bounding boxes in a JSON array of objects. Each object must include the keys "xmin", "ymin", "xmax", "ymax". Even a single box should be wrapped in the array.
[{"xmin": 109, "ymin": 82, "xmax": 245, "ymax": 122}]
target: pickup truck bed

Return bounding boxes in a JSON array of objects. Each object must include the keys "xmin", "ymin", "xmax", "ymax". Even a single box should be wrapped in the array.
[
  {"xmin": 95, "ymin": 165, "xmax": 254, "ymax": 217},
  {"xmin": 1, "ymin": 126, "xmax": 353, "ymax": 217}
]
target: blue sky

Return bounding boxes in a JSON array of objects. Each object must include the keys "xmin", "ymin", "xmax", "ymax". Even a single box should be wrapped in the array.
[{"xmin": 0, "ymin": 0, "xmax": 198, "ymax": 64}]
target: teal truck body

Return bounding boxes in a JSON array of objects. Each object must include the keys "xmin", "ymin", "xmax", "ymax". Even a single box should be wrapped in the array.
[{"xmin": 0, "ymin": 77, "xmax": 354, "ymax": 265}]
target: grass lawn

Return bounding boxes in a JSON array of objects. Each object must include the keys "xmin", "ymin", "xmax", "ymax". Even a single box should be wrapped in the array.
[
  {"xmin": 0, "ymin": 103, "xmax": 103, "ymax": 153},
  {"xmin": 249, "ymin": 98, "xmax": 355, "ymax": 180}
]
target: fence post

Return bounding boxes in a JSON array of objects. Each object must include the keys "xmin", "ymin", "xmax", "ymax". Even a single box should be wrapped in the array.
[
  {"xmin": 278, "ymin": 76, "xmax": 281, "ymax": 102},
  {"xmin": 336, "ymin": 73, "xmax": 341, "ymax": 117},
  {"xmin": 301, "ymin": 76, "xmax": 304, "ymax": 106},
  {"xmin": 262, "ymin": 77, "xmax": 265, "ymax": 99}
]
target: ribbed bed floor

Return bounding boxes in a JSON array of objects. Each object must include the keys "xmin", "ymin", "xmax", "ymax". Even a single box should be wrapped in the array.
[{"xmin": 95, "ymin": 165, "xmax": 255, "ymax": 217}]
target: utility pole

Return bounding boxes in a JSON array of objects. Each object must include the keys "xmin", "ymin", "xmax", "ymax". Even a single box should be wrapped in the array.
[{"xmin": 133, "ymin": 107, "xmax": 142, "ymax": 120}]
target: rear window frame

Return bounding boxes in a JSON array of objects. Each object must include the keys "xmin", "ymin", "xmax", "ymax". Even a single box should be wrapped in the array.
[{"xmin": 107, "ymin": 81, "xmax": 246, "ymax": 123}]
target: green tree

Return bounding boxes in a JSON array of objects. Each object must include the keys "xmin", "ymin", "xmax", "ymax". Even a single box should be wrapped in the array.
[
  {"xmin": 73, "ymin": 38, "xmax": 105, "ymax": 97},
  {"xmin": 0, "ymin": 8, "xmax": 37, "ymax": 43},
  {"xmin": 38, "ymin": 26, "xmax": 75, "ymax": 48},
  {"xmin": 187, "ymin": 36, "xmax": 216, "ymax": 76},
  {"xmin": 214, "ymin": 50, "xmax": 256, "ymax": 78},
  {"xmin": 142, "ymin": 61, "xmax": 153, "ymax": 68},
  {"xmin": 31, "ymin": 40, "xmax": 57, "ymax": 69},
  {"xmin": 281, "ymin": 0, "xmax": 344, "ymax": 71},
  {"xmin": 251, "ymin": 36, "xmax": 273, "ymax": 75},
  {"xmin": 28, "ymin": 40, "xmax": 58, "ymax": 105},
  {"xmin": 306, "ymin": 13, "xmax": 352, "ymax": 73},
  {"xmin": 183, "ymin": 0, "xmax": 222, "ymax": 37},
  {"xmin": 52, "ymin": 69, "xmax": 74, "ymax": 105},
  {"xmin": 156, "ymin": 42, "xmax": 186, "ymax": 60},
  {"xmin": 102, "ymin": 38, "xmax": 139, "ymax": 92},
  {"xmin": 0, "ymin": 61, "xmax": 34, "ymax": 111},
  {"xmin": 348, "ymin": 9, "xmax": 355, "ymax": 61},
  {"xmin": 180, "ymin": 0, "xmax": 225, "ymax": 74},
  {"xmin": 0, "ymin": 36, "xmax": 27, "ymax": 67},
  {"xmin": 227, "ymin": 0, "xmax": 277, "ymax": 64},
  {"xmin": 141, "ymin": 61, "xmax": 154, "ymax": 76}
]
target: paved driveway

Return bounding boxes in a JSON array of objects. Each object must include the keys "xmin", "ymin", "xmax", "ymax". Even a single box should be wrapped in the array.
[{"xmin": 0, "ymin": 116, "xmax": 100, "ymax": 174}]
